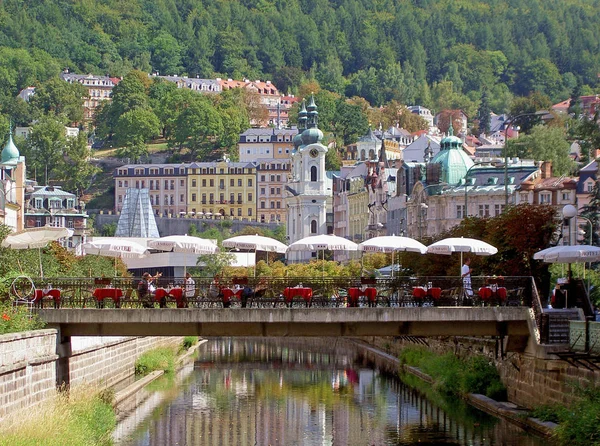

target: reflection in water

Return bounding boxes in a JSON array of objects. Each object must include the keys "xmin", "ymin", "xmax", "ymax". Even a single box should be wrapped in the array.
[{"xmin": 114, "ymin": 338, "xmax": 545, "ymax": 446}]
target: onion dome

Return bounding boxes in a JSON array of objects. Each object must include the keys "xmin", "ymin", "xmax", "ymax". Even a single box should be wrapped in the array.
[
  {"xmin": 293, "ymin": 132, "xmax": 303, "ymax": 150},
  {"xmin": 298, "ymin": 100, "xmax": 308, "ymax": 130},
  {"xmin": 1, "ymin": 130, "xmax": 20, "ymax": 165},
  {"xmin": 301, "ymin": 127, "xmax": 323, "ymax": 146}
]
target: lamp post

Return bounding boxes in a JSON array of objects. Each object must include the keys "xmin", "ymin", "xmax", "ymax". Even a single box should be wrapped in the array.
[
  {"xmin": 562, "ymin": 204, "xmax": 578, "ymax": 246},
  {"xmin": 410, "ymin": 182, "xmax": 448, "ymax": 239},
  {"xmin": 503, "ymin": 111, "xmax": 549, "ymax": 206},
  {"xmin": 463, "ymin": 162, "xmax": 488, "ymax": 218}
]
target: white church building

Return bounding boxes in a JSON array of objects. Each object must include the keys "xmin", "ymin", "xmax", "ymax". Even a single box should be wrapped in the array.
[{"xmin": 285, "ymin": 97, "xmax": 330, "ymax": 263}]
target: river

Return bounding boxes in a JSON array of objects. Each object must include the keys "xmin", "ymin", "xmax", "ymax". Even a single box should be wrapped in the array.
[{"xmin": 113, "ymin": 338, "xmax": 546, "ymax": 446}]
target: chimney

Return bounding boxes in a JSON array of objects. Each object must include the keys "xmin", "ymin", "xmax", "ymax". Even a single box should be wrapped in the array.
[{"xmin": 541, "ymin": 161, "xmax": 553, "ymax": 179}]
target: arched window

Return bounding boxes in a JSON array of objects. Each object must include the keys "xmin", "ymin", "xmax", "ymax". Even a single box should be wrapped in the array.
[
  {"xmin": 310, "ymin": 166, "xmax": 317, "ymax": 182},
  {"xmin": 310, "ymin": 219, "xmax": 317, "ymax": 233}
]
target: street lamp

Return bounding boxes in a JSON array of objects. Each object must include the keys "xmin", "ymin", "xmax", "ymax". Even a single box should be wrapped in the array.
[
  {"xmin": 503, "ymin": 111, "xmax": 549, "ymax": 206},
  {"xmin": 463, "ymin": 162, "xmax": 489, "ymax": 218},
  {"xmin": 409, "ymin": 182, "xmax": 448, "ymax": 239}
]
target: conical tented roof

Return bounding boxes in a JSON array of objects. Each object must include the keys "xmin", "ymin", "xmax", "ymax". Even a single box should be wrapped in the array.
[{"xmin": 116, "ymin": 188, "xmax": 160, "ymax": 237}]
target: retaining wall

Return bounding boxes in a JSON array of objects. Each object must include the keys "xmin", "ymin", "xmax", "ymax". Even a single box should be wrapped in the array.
[
  {"xmin": 0, "ymin": 330, "xmax": 183, "ymax": 423},
  {"xmin": 364, "ymin": 336, "xmax": 598, "ymax": 408}
]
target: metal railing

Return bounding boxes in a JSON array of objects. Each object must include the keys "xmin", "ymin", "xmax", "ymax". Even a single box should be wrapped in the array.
[{"xmin": 4, "ymin": 275, "xmax": 533, "ymax": 310}]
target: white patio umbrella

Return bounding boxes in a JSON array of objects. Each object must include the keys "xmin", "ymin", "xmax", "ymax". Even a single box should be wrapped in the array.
[
  {"xmin": 148, "ymin": 235, "xmax": 218, "ymax": 276},
  {"xmin": 533, "ymin": 245, "xmax": 600, "ymax": 263},
  {"xmin": 223, "ymin": 234, "xmax": 287, "ymax": 276},
  {"xmin": 287, "ymin": 234, "xmax": 359, "ymax": 276},
  {"xmin": 2, "ymin": 226, "xmax": 74, "ymax": 278},
  {"xmin": 426, "ymin": 236, "xmax": 498, "ymax": 275},
  {"xmin": 82, "ymin": 239, "xmax": 149, "ymax": 276},
  {"xmin": 359, "ymin": 235, "xmax": 427, "ymax": 277}
]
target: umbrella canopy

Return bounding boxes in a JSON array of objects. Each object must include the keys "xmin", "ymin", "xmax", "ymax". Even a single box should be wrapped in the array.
[
  {"xmin": 358, "ymin": 235, "xmax": 427, "ymax": 254},
  {"xmin": 223, "ymin": 234, "xmax": 287, "ymax": 253},
  {"xmin": 82, "ymin": 239, "xmax": 149, "ymax": 258},
  {"xmin": 2, "ymin": 226, "xmax": 74, "ymax": 278},
  {"xmin": 2, "ymin": 226, "xmax": 74, "ymax": 249},
  {"xmin": 287, "ymin": 234, "xmax": 358, "ymax": 252},
  {"xmin": 148, "ymin": 235, "xmax": 217, "ymax": 254},
  {"xmin": 533, "ymin": 245, "xmax": 600, "ymax": 263},
  {"xmin": 426, "ymin": 237, "xmax": 498, "ymax": 256}
]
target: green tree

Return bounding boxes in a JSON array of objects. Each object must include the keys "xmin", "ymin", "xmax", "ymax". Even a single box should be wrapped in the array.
[
  {"xmin": 331, "ymin": 100, "xmax": 369, "ymax": 146},
  {"xmin": 477, "ymin": 89, "xmax": 492, "ymax": 134},
  {"xmin": 150, "ymin": 32, "xmax": 183, "ymax": 76},
  {"xmin": 114, "ymin": 108, "xmax": 160, "ymax": 160},
  {"xmin": 582, "ymin": 180, "xmax": 600, "ymax": 246},
  {"xmin": 22, "ymin": 115, "xmax": 67, "ymax": 183},
  {"xmin": 507, "ymin": 125, "xmax": 575, "ymax": 176},
  {"xmin": 172, "ymin": 96, "xmax": 223, "ymax": 160},
  {"xmin": 59, "ymin": 132, "xmax": 100, "ymax": 196},
  {"xmin": 29, "ymin": 77, "xmax": 87, "ymax": 124},
  {"xmin": 571, "ymin": 111, "xmax": 600, "ymax": 165},
  {"xmin": 197, "ymin": 252, "xmax": 236, "ymax": 278}
]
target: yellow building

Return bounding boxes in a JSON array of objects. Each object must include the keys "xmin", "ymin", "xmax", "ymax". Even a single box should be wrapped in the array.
[{"xmin": 187, "ymin": 160, "xmax": 256, "ymax": 219}]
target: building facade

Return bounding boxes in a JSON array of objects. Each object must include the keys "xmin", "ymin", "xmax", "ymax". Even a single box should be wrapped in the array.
[
  {"xmin": 60, "ymin": 71, "xmax": 120, "ymax": 121},
  {"xmin": 285, "ymin": 97, "xmax": 329, "ymax": 262},
  {"xmin": 0, "ymin": 131, "xmax": 27, "ymax": 231},
  {"xmin": 24, "ymin": 186, "xmax": 89, "ymax": 248},
  {"xmin": 114, "ymin": 164, "xmax": 188, "ymax": 217},
  {"xmin": 187, "ymin": 159, "xmax": 256, "ymax": 219}
]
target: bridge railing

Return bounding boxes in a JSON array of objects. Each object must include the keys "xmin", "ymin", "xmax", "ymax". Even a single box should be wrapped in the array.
[{"xmin": 4, "ymin": 275, "xmax": 533, "ymax": 309}]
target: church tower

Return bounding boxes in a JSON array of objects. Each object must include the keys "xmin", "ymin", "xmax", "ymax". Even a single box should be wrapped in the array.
[{"xmin": 285, "ymin": 96, "xmax": 329, "ymax": 262}]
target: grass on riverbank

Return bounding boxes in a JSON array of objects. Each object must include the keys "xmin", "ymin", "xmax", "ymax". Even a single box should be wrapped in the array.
[
  {"xmin": 398, "ymin": 346, "xmax": 506, "ymax": 400},
  {"xmin": 135, "ymin": 346, "xmax": 177, "ymax": 376},
  {"xmin": 532, "ymin": 384, "xmax": 600, "ymax": 445},
  {"xmin": 0, "ymin": 386, "xmax": 115, "ymax": 446}
]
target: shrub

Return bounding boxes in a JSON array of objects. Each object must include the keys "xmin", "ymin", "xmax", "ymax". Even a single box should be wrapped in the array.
[
  {"xmin": 182, "ymin": 336, "xmax": 198, "ymax": 350},
  {"xmin": 0, "ymin": 302, "xmax": 45, "ymax": 335},
  {"xmin": 135, "ymin": 347, "xmax": 176, "ymax": 376}
]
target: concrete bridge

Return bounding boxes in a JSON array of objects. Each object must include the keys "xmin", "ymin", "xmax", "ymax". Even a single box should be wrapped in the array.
[{"xmin": 37, "ymin": 307, "xmax": 532, "ymax": 352}]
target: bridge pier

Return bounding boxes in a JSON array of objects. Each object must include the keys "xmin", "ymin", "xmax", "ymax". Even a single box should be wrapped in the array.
[{"xmin": 54, "ymin": 327, "xmax": 72, "ymax": 388}]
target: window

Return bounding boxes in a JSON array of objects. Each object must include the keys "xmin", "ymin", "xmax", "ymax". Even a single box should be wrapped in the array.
[
  {"xmin": 209, "ymin": 179, "xmax": 214, "ymax": 187},
  {"xmin": 209, "ymin": 193, "xmax": 214, "ymax": 203},
  {"xmin": 238, "ymin": 193, "xmax": 242, "ymax": 203},
  {"xmin": 276, "ymin": 175, "xmax": 281, "ymax": 181},
  {"xmin": 238, "ymin": 179, "xmax": 242, "ymax": 187},
  {"xmin": 270, "ymin": 175, "xmax": 275, "ymax": 182},
  {"xmin": 118, "ymin": 181, "xmax": 123, "ymax": 188},
  {"xmin": 170, "ymin": 180, "xmax": 175, "ymax": 190},
  {"xmin": 276, "ymin": 201, "xmax": 281, "ymax": 209},
  {"xmin": 180, "ymin": 180, "xmax": 184, "ymax": 187},
  {"xmin": 219, "ymin": 179, "xmax": 225, "ymax": 189},
  {"xmin": 230, "ymin": 179, "xmax": 234, "ymax": 187},
  {"xmin": 478, "ymin": 204, "xmax": 490, "ymax": 217},
  {"xmin": 248, "ymin": 208, "xmax": 252, "ymax": 216},
  {"xmin": 562, "ymin": 192, "xmax": 570, "ymax": 201},
  {"xmin": 202, "ymin": 179, "xmax": 206, "ymax": 187},
  {"xmin": 192, "ymin": 179, "xmax": 197, "ymax": 187},
  {"xmin": 201, "ymin": 194, "xmax": 206, "ymax": 203},
  {"xmin": 118, "ymin": 195, "xmax": 122, "ymax": 204},
  {"xmin": 270, "ymin": 188, "xmax": 275, "ymax": 194},
  {"xmin": 230, "ymin": 194, "xmax": 235, "ymax": 203},
  {"xmin": 220, "ymin": 193, "xmax": 224, "ymax": 203},
  {"xmin": 164, "ymin": 195, "xmax": 168, "ymax": 206},
  {"xmin": 149, "ymin": 180, "xmax": 154, "ymax": 190},
  {"xmin": 456, "ymin": 205, "xmax": 464, "ymax": 219},
  {"xmin": 261, "ymin": 202, "xmax": 266, "ymax": 209},
  {"xmin": 67, "ymin": 220, "xmax": 74, "ymax": 229},
  {"xmin": 276, "ymin": 188, "xmax": 280, "ymax": 194},
  {"xmin": 261, "ymin": 175, "xmax": 265, "ymax": 181},
  {"xmin": 540, "ymin": 193, "xmax": 551, "ymax": 204},
  {"xmin": 238, "ymin": 208, "xmax": 242, "ymax": 216},
  {"xmin": 311, "ymin": 219, "xmax": 317, "ymax": 233},
  {"xmin": 311, "ymin": 166, "xmax": 317, "ymax": 182},
  {"xmin": 170, "ymin": 195, "xmax": 174, "ymax": 205},
  {"xmin": 270, "ymin": 202, "xmax": 275, "ymax": 209},
  {"xmin": 124, "ymin": 181, "xmax": 128, "ymax": 187},
  {"xmin": 67, "ymin": 199, "xmax": 74, "ymax": 208},
  {"xmin": 135, "ymin": 181, "xmax": 140, "ymax": 188},
  {"xmin": 248, "ymin": 179, "xmax": 252, "ymax": 187},
  {"xmin": 494, "ymin": 204, "xmax": 501, "ymax": 216},
  {"xmin": 248, "ymin": 193, "xmax": 252, "ymax": 202},
  {"xmin": 588, "ymin": 182, "xmax": 594, "ymax": 193},
  {"xmin": 164, "ymin": 180, "xmax": 168, "ymax": 189},
  {"xmin": 260, "ymin": 188, "xmax": 266, "ymax": 195},
  {"xmin": 180, "ymin": 194, "xmax": 184, "ymax": 203}
]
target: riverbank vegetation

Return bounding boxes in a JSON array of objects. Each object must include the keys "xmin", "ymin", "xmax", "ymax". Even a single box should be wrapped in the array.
[
  {"xmin": 0, "ymin": 386, "xmax": 116, "ymax": 446},
  {"xmin": 532, "ymin": 385, "xmax": 600, "ymax": 445},
  {"xmin": 135, "ymin": 346, "xmax": 177, "ymax": 376},
  {"xmin": 398, "ymin": 346, "xmax": 506, "ymax": 400}
]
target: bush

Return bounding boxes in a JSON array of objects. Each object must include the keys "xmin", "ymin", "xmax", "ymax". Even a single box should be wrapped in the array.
[
  {"xmin": 182, "ymin": 336, "xmax": 198, "ymax": 350},
  {"xmin": 399, "ymin": 347, "xmax": 506, "ymax": 399},
  {"xmin": 0, "ymin": 302, "xmax": 45, "ymax": 335},
  {"xmin": 134, "ymin": 347, "xmax": 176, "ymax": 376}
]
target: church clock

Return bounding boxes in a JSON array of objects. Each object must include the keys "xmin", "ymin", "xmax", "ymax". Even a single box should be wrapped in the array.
[{"xmin": 309, "ymin": 148, "xmax": 319, "ymax": 158}]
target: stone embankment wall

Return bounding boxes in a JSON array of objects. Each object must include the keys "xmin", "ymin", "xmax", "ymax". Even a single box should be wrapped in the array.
[
  {"xmin": 364, "ymin": 336, "xmax": 598, "ymax": 408},
  {"xmin": 0, "ymin": 330, "xmax": 183, "ymax": 423}
]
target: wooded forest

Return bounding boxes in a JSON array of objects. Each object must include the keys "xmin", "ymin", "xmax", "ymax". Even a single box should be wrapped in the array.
[{"xmin": 0, "ymin": 0, "xmax": 599, "ymax": 112}]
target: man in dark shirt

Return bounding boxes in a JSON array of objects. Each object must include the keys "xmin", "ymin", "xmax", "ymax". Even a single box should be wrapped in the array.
[{"xmin": 138, "ymin": 272, "xmax": 155, "ymax": 308}]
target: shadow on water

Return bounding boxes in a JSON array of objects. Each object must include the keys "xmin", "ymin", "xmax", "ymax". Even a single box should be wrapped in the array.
[{"xmin": 113, "ymin": 338, "xmax": 547, "ymax": 446}]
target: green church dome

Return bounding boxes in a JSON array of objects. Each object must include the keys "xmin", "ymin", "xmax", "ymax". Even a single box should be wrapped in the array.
[
  {"xmin": 1, "ymin": 131, "xmax": 20, "ymax": 165},
  {"xmin": 301, "ymin": 127, "xmax": 323, "ymax": 146},
  {"xmin": 431, "ymin": 125, "xmax": 473, "ymax": 185}
]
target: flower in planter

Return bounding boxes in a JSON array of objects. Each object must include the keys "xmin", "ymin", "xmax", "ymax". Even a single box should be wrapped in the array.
[{"xmin": 2, "ymin": 313, "xmax": 10, "ymax": 321}]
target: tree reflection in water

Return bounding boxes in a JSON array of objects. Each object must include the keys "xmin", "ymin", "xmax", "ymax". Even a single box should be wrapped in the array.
[{"xmin": 113, "ymin": 338, "xmax": 545, "ymax": 446}]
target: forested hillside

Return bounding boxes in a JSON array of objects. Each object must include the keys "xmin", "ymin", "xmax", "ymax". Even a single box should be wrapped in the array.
[{"xmin": 0, "ymin": 0, "xmax": 599, "ymax": 113}]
